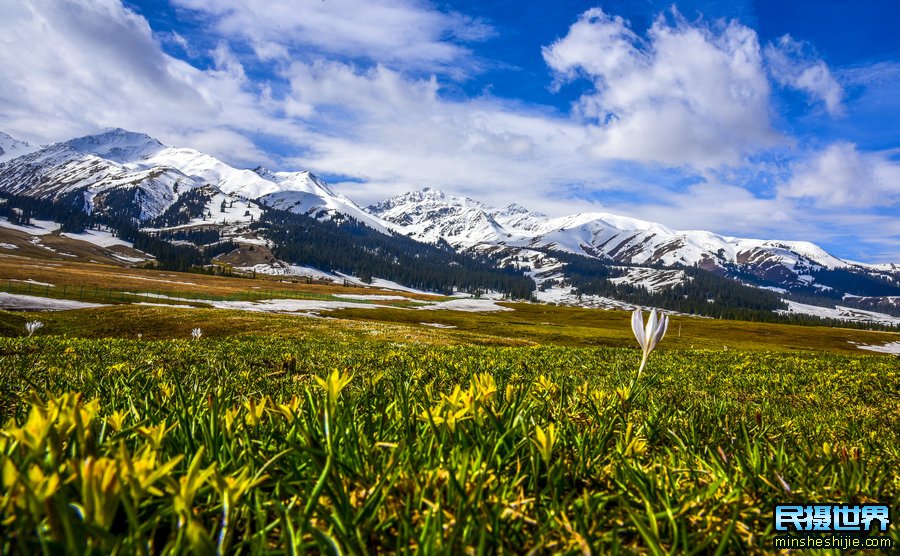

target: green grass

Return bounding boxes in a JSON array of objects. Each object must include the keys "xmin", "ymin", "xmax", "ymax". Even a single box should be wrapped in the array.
[
  {"xmin": 1, "ymin": 334, "xmax": 898, "ymax": 553},
  {"xmin": 4, "ymin": 298, "xmax": 896, "ymax": 355}
]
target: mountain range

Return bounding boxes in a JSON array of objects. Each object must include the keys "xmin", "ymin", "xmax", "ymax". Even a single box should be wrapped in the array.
[{"xmin": 1, "ymin": 128, "xmax": 898, "ymax": 323}]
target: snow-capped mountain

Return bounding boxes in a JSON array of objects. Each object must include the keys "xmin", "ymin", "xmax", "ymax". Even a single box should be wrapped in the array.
[
  {"xmin": 0, "ymin": 128, "xmax": 378, "ymax": 227},
  {"xmin": 0, "ymin": 132, "xmax": 36, "ymax": 163},
  {"xmin": 368, "ymin": 188, "xmax": 506, "ymax": 245},
  {"xmin": 368, "ymin": 188, "xmax": 894, "ymax": 292},
  {"xmin": 1, "ymin": 128, "xmax": 897, "ymax": 315},
  {"xmin": 252, "ymin": 168, "xmax": 393, "ymax": 233}
]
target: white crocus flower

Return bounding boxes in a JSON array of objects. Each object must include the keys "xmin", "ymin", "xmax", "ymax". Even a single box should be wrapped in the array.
[
  {"xmin": 25, "ymin": 320, "xmax": 43, "ymax": 338},
  {"xmin": 191, "ymin": 327, "xmax": 202, "ymax": 340},
  {"xmin": 631, "ymin": 308, "xmax": 669, "ymax": 378}
]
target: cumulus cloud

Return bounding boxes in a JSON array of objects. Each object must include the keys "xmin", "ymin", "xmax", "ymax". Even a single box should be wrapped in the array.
[
  {"xmin": 781, "ymin": 143, "xmax": 900, "ymax": 207},
  {"xmin": 0, "ymin": 0, "xmax": 895, "ymax": 261},
  {"xmin": 765, "ymin": 35, "xmax": 844, "ymax": 116},
  {"xmin": 170, "ymin": 0, "xmax": 494, "ymax": 75},
  {"xmin": 0, "ymin": 0, "xmax": 282, "ymax": 167},
  {"xmin": 542, "ymin": 8, "xmax": 784, "ymax": 169},
  {"xmin": 279, "ymin": 59, "xmax": 610, "ymax": 208}
]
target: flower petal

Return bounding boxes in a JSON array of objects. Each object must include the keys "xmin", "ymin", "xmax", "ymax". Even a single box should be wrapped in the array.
[
  {"xmin": 649, "ymin": 313, "xmax": 668, "ymax": 351},
  {"xmin": 644, "ymin": 309, "xmax": 658, "ymax": 350},
  {"xmin": 631, "ymin": 309, "xmax": 645, "ymax": 348}
]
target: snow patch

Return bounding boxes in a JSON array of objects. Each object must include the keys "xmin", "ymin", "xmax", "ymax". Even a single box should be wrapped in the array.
[
  {"xmin": 779, "ymin": 300, "xmax": 900, "ymax": 326},
  {"xmin": 416, "ymin": 298, "xmax": 512, "ymax": 312},
  {"xmin": 9, "ymin": 279, "xmax": 55, "ymax": 287},
  {"xmin": 334, "ymin": 294, "xmax": 411, "ymax": 301},
  {"xmin": 0, "ymin": 218, "xmax": 60, "ymax": 235},
  {"xmin": 210, "ymin": 298, "xmax": 389, "ymax": 313},
  {"xmin": 0, "ymin": 292, "xmax": 104, "ymax": 311},
  {"xmin": 61, "ymin": 229, "xmax": 132, "ymax": 248},
  {"xmin": 853, "ymin": 341, "xmax": 900, "ymax": 355}
]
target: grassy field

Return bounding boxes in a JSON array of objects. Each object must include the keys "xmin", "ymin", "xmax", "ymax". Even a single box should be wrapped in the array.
[
  {"xmin": 0, "ymin": 252, "xmax": 443, "ymax": 302},
  {"xmin": 1, "ymin": 252, "xmax": 899, "ymax": 552},
  {"xmin": 2, "ymin": 299, "xmax": 899, "ymax": 355},
  {"xmin": 1, "ymin": 334, "xmax": 898, "ymax": 553}
]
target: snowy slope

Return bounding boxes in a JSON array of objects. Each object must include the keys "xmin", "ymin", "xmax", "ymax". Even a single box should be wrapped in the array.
[
  {"xmin": 0, "ymin": 129, "xmax": 391, "ymax": 232},
  {"xmin": 368, "ymin": 188, "xmax": 507, "ymax": 245},
  {"xmin": 0, "ymin": 129, "xmax": 198, "ymax": 220},
  {"xmin": 0, "ymin": 132, "xmax": 36, "ymax": 163},
  {"xmin": 254, "ymin": 169, "xmax": 393, "ymax": 233},
  {"xmin": 368, "ymin": 187, "xmax": 881, "ymax": 291}
]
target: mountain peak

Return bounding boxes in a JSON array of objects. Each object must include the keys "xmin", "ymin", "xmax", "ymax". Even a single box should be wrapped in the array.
[
  {"xmin": 252, "ymin": 165, "xmax": 277, "ymax": 180},
  {"xmin": 0, "ymin": 131, "xmax": 34, "ymax": 163},
  {"xmin": 64, "ymin": 128, "xmax": 165, "ymax": 163}
]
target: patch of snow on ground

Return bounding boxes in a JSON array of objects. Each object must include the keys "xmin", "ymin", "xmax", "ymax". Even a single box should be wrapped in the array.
[
  {"xmin": 232, "ymin": 236, "xmax": 270, "ymax": 246},
  {"xmin": 0, "ymin": 243, "xmax": 17, "ymax": 249},
  {"xmin": 61, "ymin": 229, "xmax": 132, "ymax": 248},
  {"xmin": 420, "ymin": 322, "xmax": 457, "ymax": 329},
  {"xmin": 210, "ymin": 299, "xmax": 389, "ymax": 313},
  {"xmin": 779, "ymin": 300, "xmax": 900, "ymax": 326},
  {"xmin": 334, "ymin": 274, "xmax": 438, "ymax": 295},
  {"xmin": 334, "ymin": 294, "xmax": 411, "ymax": 301},
  {"xmin": 110, "ymin": 253, "xmax": 152, "ymax": 263},
  {"xmin": 757, "ymin": 285, "xmax": 789, "ymax": 294},
  {"xmin": 9, "ymin": 279, "xmax": 55, "ymax": 287},
  {"xmin": 113, "ymin": 274, "xmax": 198, "ymax": 286},
  {"xmin": 236, "ymin": 264, "xmax": 440, "ymax": 295},
  {"xmin": 0, "ymin": 218, "xmax": 60, "ymax": 235},
  {"xmin": 854, "ymin": 341, "xmax": 900, "ymax": 355},
  {"xmin": 28, "ymin": 237, "xmax": 77, "ymax": 257},
  {"xmin": 237, "ymin": 264, "xmax": 338, "ymax": 280},
  {"xmin": 416, "ymin": 298, "xmax": 512, "ymax": 312},
  {"xmin": 0, "ymin": 292, "xmax": 104, "ymax": 311},
  {"xmin": 534, "ymin": 286, "xmax": 636, "ymax": 310}
]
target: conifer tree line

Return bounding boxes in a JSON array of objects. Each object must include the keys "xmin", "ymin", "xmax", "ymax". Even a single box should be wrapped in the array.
[
  {"xmin": 548, "ymin": 250, "xmax": 898, "ymax": 330},
  {"xmin": 256, "ymin": 209, "xmax": 536, "ymax": 298},
  {"xmin": 148, "ymin": 186, "xmax": 216, "ymax": 228}
]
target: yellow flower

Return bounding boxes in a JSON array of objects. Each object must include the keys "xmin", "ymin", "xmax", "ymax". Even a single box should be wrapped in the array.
[
  {"xmin": 315, "ymin": 370, "xmax": 352, "ymax": 410},
  {"xmin": 532, "ymin": 423, "xmax": 557, "ymax": 464},
  {"xmin": 243, "ymin": 397, "xmax": 268, "ymax": 427},
  {"xmin": 471, "ymin": 373, "xmax": 498, "ymax": 405},
  {"xmin": 137, "ymin": 421, "xmax": 175, "ymax": 451},
  {"xmin": 118, "ymin": 442, "xmax": 182, "ymax": 499},
  {"xmin": 169, "ymin": 447, "xmax": 216, "ymax": 526},
  {"xmin": 106, "ymin": 410, "xmax": 128, "ymax": 432},
  {"xmin": 73, "ymin": 457, "xmax": 121, "ymax": 530},
  {"xmin": 275, "ymin": 395, "xmax": 302, "ymax": 424}
]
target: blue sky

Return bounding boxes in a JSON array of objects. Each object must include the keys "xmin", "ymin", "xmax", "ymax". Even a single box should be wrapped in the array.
[{"xmin": 1, "ymin": 0, "xmax": 899, "ymax": 262}]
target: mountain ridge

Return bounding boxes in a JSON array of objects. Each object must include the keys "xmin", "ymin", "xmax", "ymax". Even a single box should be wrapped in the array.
[{"xmin": 1, "ymin": 128, "xmax": 898, "ymax": 321}]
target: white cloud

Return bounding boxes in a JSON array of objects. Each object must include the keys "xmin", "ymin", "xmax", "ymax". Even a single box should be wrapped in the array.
[
  {"xmin": 780, "ymin": 143, "xmax": 900, "ymax": 207},
  {"xmin": 542, "ymin": 8, "xmax": 784, "ymax": 169},
  {"xmin": 170, "ymin": 0, "xmax": 494, "ymax": 75},
  {"xmin": 604, "ymin": 180, "xmax": 805, "ymax": 238},
  {"xmin": 765, "ymin": 35, "xmax": 844, "ymax": 116},
  {"xmin": 0, "ymin": 0, "xmax": 282, "ymax": 160},
  {"xmin": 0, "ymin": 0, "xmax": 896, "ymax": 262},
  {"xmin": 270, "ymin": 58, "xmax": 631, "ymax": 210}
]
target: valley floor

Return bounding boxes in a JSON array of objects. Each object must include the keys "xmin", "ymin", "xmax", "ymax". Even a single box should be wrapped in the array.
[{"xmin": 1, "ymin": 249, "xmax": 899, "ymax": 552}]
